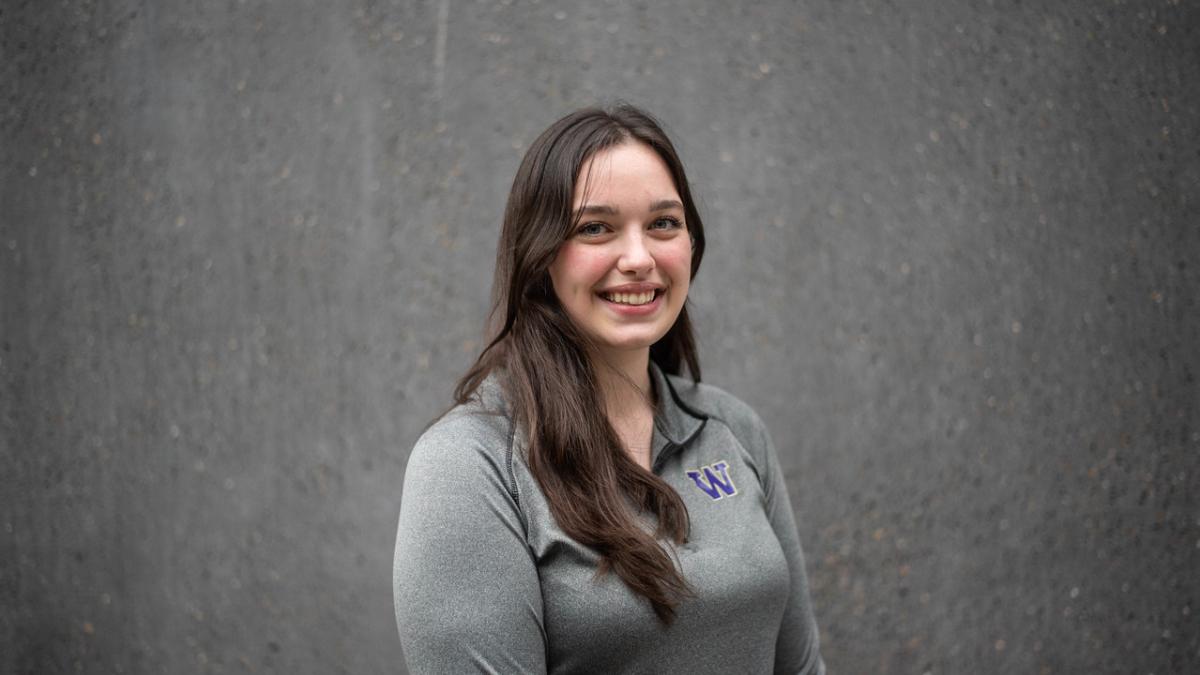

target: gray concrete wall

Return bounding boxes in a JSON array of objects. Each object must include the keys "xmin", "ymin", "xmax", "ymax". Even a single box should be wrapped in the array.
[{"xmin": 3, "ymin": 1, "xmax": 1197, "ymax": 673}]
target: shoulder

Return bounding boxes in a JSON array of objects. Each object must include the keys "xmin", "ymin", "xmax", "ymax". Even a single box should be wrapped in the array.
[
  {"xmin": 405, "ymin": 392, "xmax": 518, "ymax": 493},
  {"xmin": 664, "ymin": 372, "xmax": 770, "ymax": 445}
]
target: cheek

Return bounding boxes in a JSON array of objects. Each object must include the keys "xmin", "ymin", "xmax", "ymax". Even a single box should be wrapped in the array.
[
  {"xmin": 655, "ymin": 241, "xmax": 693, "ymax": 287},
  {"xmin": 550, "ymin": 244, "xmax": 610, "ymax": 299}
]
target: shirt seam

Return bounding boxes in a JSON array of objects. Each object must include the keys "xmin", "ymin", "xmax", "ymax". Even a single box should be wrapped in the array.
[
  {"xmin": 504, "ymin": 420, "xmax": 537, "ymax": 544},
  {"xmin": 505, "ymin": 423, "xmax": 520, "ymax": 508}
]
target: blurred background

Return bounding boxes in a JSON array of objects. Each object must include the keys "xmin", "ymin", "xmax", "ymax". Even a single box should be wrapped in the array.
[{"xmin": 3, "ymin": 0, "xmax": 1198, "ymax": 673}]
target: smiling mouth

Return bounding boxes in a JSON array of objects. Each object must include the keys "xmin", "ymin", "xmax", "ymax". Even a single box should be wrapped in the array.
[{"xmin": 599, "ymin": 290, "xmax": 661, "ymax": 306}]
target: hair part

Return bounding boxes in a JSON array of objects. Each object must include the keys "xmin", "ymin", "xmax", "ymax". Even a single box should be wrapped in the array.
[{"xmin": 454, "ymin": 103, "xmax": 706, "ymax": 623}]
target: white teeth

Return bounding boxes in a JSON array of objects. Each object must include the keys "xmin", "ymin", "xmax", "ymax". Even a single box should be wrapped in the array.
[{"xmin": 604, "ymin": 290, "xmax": 656, "ymax": 305}]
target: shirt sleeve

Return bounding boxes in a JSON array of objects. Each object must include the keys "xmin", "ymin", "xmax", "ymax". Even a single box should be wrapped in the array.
[
  {"xmin": 751, "ymin": 414, "xmax": 827, "ymax": 675},
  {"xmin": 393, "ymin": 416, "xmax": 548, "ymax": 674}
]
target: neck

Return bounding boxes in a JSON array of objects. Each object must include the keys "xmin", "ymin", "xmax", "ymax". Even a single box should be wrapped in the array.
[{"xmin": 591, "ymin": 347, "xmax": 653, "ymax": 417}]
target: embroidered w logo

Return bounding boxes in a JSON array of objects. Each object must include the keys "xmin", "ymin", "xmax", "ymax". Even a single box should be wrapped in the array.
[{"xmin": 686, "ymin": 461, "xmax": 738, "ymax": 500}]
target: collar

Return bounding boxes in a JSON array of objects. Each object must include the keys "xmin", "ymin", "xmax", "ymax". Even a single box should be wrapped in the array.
[
  {"xmin": 648, "ymin": 361, "xmax": 708, "ymax": 466},
  {"xmin": 474, "ymin": 363, "xmax": 708, "ymax": 465}
]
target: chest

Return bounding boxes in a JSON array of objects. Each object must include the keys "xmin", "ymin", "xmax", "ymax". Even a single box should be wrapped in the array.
[{"xmin": 517, "ymin": 423, "xmax": 790, "ymax": 673}]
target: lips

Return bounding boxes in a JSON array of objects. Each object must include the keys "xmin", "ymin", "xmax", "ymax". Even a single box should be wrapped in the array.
[
  {"xmin": 596, "ymin": 281, "xmax": 664, "ymax": 306},
  {"xmin": 600, "ymin": 289, "xmax": 659, "ymax": 306}
]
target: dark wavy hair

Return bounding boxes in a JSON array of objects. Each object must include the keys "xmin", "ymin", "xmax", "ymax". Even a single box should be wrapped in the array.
[{"xmin": 454, "ymin": 103, "xmax": 707, "ymax": 623}]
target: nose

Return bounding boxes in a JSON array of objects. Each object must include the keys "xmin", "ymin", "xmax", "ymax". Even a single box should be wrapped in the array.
[{"xmin": 616, "ymin": 229, "xmax": 655, "ymax": 275}]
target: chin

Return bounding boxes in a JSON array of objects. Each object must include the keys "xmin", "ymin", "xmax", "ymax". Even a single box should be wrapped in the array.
[{"xmin": 594, "ymin": 331, "xmax": 667, "ymax": 353}]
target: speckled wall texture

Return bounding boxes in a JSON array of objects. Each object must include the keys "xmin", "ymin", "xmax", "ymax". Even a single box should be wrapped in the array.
[{"xmin": 3, "ymin": 0, "xmax": 1197, "ymax": 673}]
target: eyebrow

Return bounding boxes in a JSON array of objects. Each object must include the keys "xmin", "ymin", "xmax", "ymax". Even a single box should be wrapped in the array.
[{"xmin": 574, "ymin": 199, "xmax": 684, "ymax": 216}]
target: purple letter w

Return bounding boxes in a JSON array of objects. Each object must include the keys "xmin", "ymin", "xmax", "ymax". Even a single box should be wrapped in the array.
[{"xmin": 686, "ymin": 462, "xmax": 737, "ymax": 500}]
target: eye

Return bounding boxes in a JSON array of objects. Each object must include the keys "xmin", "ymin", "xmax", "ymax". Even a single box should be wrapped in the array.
[
  {"xmin": 650, "ymin": 216, "xmax": 683, "ymax": 230},
  {"xmin": 576, "ymin": 222, "xmax": 609, "ymax": 237}
]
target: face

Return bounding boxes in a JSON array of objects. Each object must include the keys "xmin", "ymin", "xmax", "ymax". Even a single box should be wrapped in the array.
[{"xmin": 548, "ymin": 140, "xmax": 693, "ymax": 360}]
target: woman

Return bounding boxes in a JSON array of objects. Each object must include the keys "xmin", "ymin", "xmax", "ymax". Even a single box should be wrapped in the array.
[{"xmin": 394, "ymin": 104, "xmax": 825, "ymax": 674}]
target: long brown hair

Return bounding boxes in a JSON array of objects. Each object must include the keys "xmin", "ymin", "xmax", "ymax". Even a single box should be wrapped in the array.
[{"xmin": 454, "ymin": 104, "xmax": 707, "ymax": 623}]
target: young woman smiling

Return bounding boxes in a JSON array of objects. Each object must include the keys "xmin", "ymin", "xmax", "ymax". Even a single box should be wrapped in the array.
[{"xmin": 393, "ymin": 105, "xmax": 826, "ymax": 674}]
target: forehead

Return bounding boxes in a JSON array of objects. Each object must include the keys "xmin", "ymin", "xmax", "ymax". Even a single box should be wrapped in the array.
[{"xmin": 573, "ymin": 141, "xmax": 680, "ymax": 208}]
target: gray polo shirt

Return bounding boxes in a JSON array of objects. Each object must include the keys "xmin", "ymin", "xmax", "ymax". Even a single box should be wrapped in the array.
[{"xmin": 393, "ymin": 363, "xmax": 825, "ymax": 674}]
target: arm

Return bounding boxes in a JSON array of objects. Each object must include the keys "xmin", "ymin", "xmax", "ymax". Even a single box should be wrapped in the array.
[
  {"xmin": 393, "ymin": 417, "xmax": 547, "ymax": 674},
  {"xmin": 753, "ymin": 415, "xmax": 826, "ymax": 675}
]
